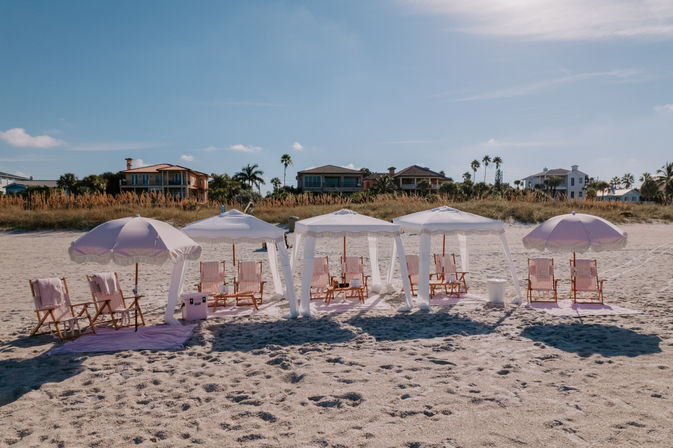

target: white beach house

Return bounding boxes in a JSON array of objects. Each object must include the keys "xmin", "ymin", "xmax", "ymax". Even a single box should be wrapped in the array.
[{"xmin": 523, "ymin": 165, "xmax": 589, "ymax": 200}]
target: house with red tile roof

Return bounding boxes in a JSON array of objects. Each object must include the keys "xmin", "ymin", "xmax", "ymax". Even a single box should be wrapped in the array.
[{"xmin": 120, "ymin": 158, "xmax": 208, "ymax": 202}]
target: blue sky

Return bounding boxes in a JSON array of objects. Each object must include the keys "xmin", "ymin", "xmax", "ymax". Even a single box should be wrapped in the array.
[{"xmin": 1, "ymin": 0, "xmax": 673, "ymax": 192}]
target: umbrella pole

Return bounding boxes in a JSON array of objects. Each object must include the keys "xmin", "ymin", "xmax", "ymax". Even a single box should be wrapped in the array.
[
  {"xmin": 442, "ymin": 234, "xmax": 446, "ymax": 256},
  {"xmin": 233, "ymin": 244, "xmax": 236, "ymax": 266},
  {"xmin": 135, "ymin": 263, "xmax": 138, "ymax": 287},
  {"xmin": 343, "ymin": 236, "xmax": 346, "ymax": 261}
]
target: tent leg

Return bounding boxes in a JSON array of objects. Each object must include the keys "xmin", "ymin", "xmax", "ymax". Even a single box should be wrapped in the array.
[
  {"xmin": 299, "ymin": 236, "xmax": 316, "ymax": 317},
  {"xmin": 395, "ymin": 235, "xmax": 413, "ymax": 311},
  {"xmin": 368, "ymin": 235, "xmax": 382, "ymax": 292},
  {"xmin": 500, "ymin": 233, "xmax": 522, "ymax": 304},
  {"xmin": 277, "ymin": 242, "xmax": 299, "ymax": 318},
  {"xmin": 418, "ymin": 233, "xmax": 431, "ymax": 310},
  {"xmin": 165, "ymin": 260, "xmax": 187, "ymax": 325},
  {"xmin": 267, "ymin": 240, "xmax": 283, "ymax": 299},
  {"xmin": 291, "ymin": 233, "xmax": 302, "ymax": 271},
  {"xmin": 386, "ymin": 237, "xmax": 398, "ymax": 291}
]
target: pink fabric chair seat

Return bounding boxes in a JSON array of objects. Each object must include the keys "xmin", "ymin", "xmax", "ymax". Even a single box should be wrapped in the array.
[
  {"xmin": 574, "ymin": 259, "xmax": 598, "ymax": 291},
  {"xmin": 529, "ymin": 258, "xmax": 554, "ymax": 290}
]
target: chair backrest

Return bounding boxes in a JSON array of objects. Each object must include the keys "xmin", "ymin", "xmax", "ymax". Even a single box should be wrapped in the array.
[
  {"xmin": 406, "ymin": 255, "xmax": 419, "ymax": 284},
  {"xmin": 528, "ymin": 258, "xmax": 554, "ymax": 290},
  {"xmin": 434, "ymin": 253, "xmax": 458, "ymax": 281},
  {"xmin": 312, "ymin": 256, "xmax": 330, "ymax": 287},
  {"xmin": 30, "ymin": 277, "xmax": 72, "ymax": 322},
  {"xmin": 87, "ymin": 272, "xmax": 125, "ymax": 312},
  {"xmin": 200, "ymin": 261, "xmax": 225, "ymax": 295},
  {"xmin": 237, "ymin": 261, "xmax": 262, "ymax": 293},
  {"xmin": 341, "ymin": 256, "xmax": 363, "ymax": 283},
  {"xmin": 572, "ymin": 258, "xmax": 598, "ymax": 291}
]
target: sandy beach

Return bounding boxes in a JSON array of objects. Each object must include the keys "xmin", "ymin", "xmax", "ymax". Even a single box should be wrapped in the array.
[{"xmin": 1, "ymin": 223, "xmax": 672, "ymax": 447}]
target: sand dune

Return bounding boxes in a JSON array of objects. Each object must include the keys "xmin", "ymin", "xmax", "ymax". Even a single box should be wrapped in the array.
[{"xmin": 0, "ymin": 223, "xmax": 672, "ymax": 447}]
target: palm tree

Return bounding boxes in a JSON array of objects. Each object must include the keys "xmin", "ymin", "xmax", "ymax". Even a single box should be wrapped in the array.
[
  {"xmin": 462, "ymin": 172, "xmax": 472, "ymax": 182},
  {"xmin": 621, "ymin": 173, "xmax": 634, "ymax": 189},
  {"xmin": 280, "ymin": 154, "xmax": 292, "ymax": 186},
  {"xmin": 492, "ymin": 156, "xmax": 502, "ymax": 183},
  {"xmin": 609, "ymin": 176, "xmax": 622, "ymax": 189},
  {"xmin": 543, "ymin": 176, "xmax": 564, "ymax": 199},
  {"xmin": 657, "ymin": 161, "xmax": 673, "ymax": 203},
  {"xmin": 482, "ymin": 155, "xmax": 491, "ymax": 183},
  {"xmin": 640, "ymin": 172, "xmax": 652, "ymax": 183},
  {"xmin": 234, "ymin": 163, "xmax": 265, "ymax": 193},
  {"xmin": 372, "ymin": 175, "xmax": 396, "ymax": 194},
  {"xmin": 57, "ymin": 173, "xmax": 78, "ymax": 195},
  {"xmin": 270, "ymin": 177, "xmax": 282, "ymax": 192},
  {"xmin": 470, "ymin": 160, "xmax": 480, "ymax": 181}
]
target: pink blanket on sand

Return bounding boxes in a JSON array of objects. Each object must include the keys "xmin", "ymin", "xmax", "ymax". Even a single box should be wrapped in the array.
[{"xmin": 49, "ymin": 324, "xmax": 196, "ymax": 354}]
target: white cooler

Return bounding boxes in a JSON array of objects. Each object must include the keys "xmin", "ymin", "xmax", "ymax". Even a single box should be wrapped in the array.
[
  {"xmin": 486, "ymin": 279, "xmax": 506, "ymax": 304},
  {"xmin": 181, "ymin": 293, "xmax": 208, "ymax": 320}
]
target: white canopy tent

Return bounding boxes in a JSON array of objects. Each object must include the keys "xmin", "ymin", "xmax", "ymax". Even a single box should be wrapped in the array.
[
  {"xmin": 181, "ymin": 209, "xmax": 299, "ymax": 318},
  {"xmin": 68, "ymin": 215, "xmax": 203, "ymax": 325},
  {"xmin": 392, "ymin": 206, "xmax": 522, "ymax": 308},
  {"xmin": 292, "ymin": 209, "xmax": 412, "ymax": 316}
]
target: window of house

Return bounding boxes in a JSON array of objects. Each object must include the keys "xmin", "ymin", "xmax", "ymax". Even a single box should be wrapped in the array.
[
  {"xmin": 342, "ymin": 177, "xmax": 357, "ymax": 187},
  {"xmin": 570, "ymin": 191, "xmax": 575, "ymax": 198},
  {"xmin": 579, "ymin": 177, "xmax": 583, "ymax": 184},
  {"xmin": 131, "ymin": 174, "xmax": 138, "ymax": 185},
  {"xmin": 324, "ymin": 176, "xmax": 340, "ymax": 187},
  {"xmin": 401, "ymin": 178, "xmax": 415, "ymax": 185},
  {"xmin": 304, "ymin": 176, "xmax": 321, "ymax": 188},
  {"xmin": 142, "ymin": 174, "xmax": 149, "ymax": 185},
  {"xmin": 155, "ymin": 175, "xmax": 161, "ymax": 184},
  {"xmin": 579, "ymin": 191, "xmax": 583, "ymax": 198},
  {"xmin": 172, "ymin": 173, "xmax": 182, "ymax": 184},
  {"xmin": 571, "ymin": 177, "xmax": 575, "ymax": 186}
]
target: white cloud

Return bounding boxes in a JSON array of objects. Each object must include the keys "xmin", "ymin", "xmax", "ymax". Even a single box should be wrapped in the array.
[
  {"xmin": 134, "ymin": 159, "xmax": 148, "ymax": 168},
  {"xmin": 180, "ymin": 154, "xmax": 194, "ymax": 162},
  {"xmin": 453, "ymin": 70, "xmax": 639, "ymax": 102},
  {"xmin": 292, "ymin": 141, "xmax": 304, "ymax": 151},
  {"xmin": 654, "ymin": 103, "xmax": 673, "ymax": 112},
  {"xmin": 228, "ymin": 144, "xmax": 262, "ymax": 153},
  {"xmin": 203, "ymin": 145, "xmax": 218, "ymax": 152},
  {"xmin": 343, "ymin": 163, "xmax": 357, "ymax": 170},
  {"xmin": 483, "ymin": 138, "xmax": 565, "ymax": 148},
  {"xmin": 408, "ymin": 0, "xmax": 673, "ymax": 41},
  {"xmin": 0, "ymin": 128, "xmax": 64, "ymax": 148},
  {"xmin": 68, "ymin": 141, "xmax": 162, "ymax": 151}
]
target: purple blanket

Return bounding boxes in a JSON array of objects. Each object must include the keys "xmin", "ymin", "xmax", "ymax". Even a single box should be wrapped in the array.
[{"xmin": 49, "ymin": 324, "xmax": 196, "ymax": 355}]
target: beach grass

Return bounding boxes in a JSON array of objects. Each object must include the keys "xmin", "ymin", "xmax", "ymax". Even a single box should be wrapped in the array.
[{"xmin": 1, "ymin": 191, "xmax": 672, "ymax": 231}]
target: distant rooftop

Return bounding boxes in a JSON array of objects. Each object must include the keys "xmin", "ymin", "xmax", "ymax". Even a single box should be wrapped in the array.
[
  {"xmin": 297, "ymin": 165, "xmax": 362, "ymax": 175},
  {"xmin": 121, "ymin": 163, "xmax": 207, "ymax": 176}
]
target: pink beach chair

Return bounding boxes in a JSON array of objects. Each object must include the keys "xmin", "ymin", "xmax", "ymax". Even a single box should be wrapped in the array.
[
  {"xmin": 86, "ymin": 272, "xmax": 145, "ymax": 330},
  {"xmin": 570, "ymin": 258, "xmax": 605, "ymax": 304},
  {"xmin": 311, "ymin": 256, "xmax": 334, "ymax": 301},
  {"xmin": 234, "ymin": 261, "xmax": 265, "ymax": 309},
  {"xmin": 527, "ymin": 258, "xmax": 559, "ymax": 303},
  {"xmin": 198, "ymin": 261, "xmax": 227, "ymax": 311},
  {"xmin": 340, "ymin": 256, "xmax": 369, "ymax": 298},
  {"xmin": 405, "ymin": 255, "xmax": 420, "ymax": 296},
  {"xmin": 29, "ymin": 277, "xmax": 96, "ymax": 340},
  {"xmin": 433, "ymin": 253, "xmax": 468, "ymax": 297}
]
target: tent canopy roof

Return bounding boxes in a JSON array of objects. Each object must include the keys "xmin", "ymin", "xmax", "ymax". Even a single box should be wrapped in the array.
[
  {"xmin": 69, "ymin": 215, "xmax": 202, "ymax": 266},
  {"xmin": 183, "ymin": 209, "xmax": 285, "ymax": 243},
  {"xmin": 393, "ymin": 206, "xmax": 504, "ymax": 235},
  {"xmin": 295, "ymin": 209, "xmax": 400, "ymax": 238}
]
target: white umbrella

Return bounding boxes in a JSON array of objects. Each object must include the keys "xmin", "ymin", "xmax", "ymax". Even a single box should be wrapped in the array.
[
  {"xmin": 183, "ymin": 209, "xmax": 299, "ymax": 318},
  {"xmin": 69, "ymin": 215, "xmax": 202, "ymax": 324},
  {"xmin": 522, "ymin": 212, "xmax": 627, "ymax": 260}
]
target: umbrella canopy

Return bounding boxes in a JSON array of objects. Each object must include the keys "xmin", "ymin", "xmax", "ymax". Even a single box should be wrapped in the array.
[
  {"xmin": 522, "ymin": 212, "xmax": 627, "ymax": 253},
  {"xmin": 392, "ymin": 206, "xmax": 504, "ymax": 235},
  {"xmin": 69, "ymin": 215, "xmax": 202, "ymax": 265},
  {"xmin": 183, "ymin": 209, "xmax": 285, "ymax": 243},
  {"xmin": 295, "ymin": 208, "xmax": 400, "ymax": 237}
]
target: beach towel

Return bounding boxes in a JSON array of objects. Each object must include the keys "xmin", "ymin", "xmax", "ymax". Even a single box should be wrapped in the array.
[
  {"xmin": 35, "ymin": 278, "xmax": 66, "ymax": 309},
  {"xmin": 93, "ymin": 272, "xmax": 117, "ymax": 295}
]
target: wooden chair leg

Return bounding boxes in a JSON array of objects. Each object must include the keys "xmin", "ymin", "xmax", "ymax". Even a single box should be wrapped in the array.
[
  {"xmin": 50, "ymin": 311, "xmax": 64, "ymax": 341},
  {"xmin": 30, "ymin": 311, "xmax": 51, "ymax": 337}
]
